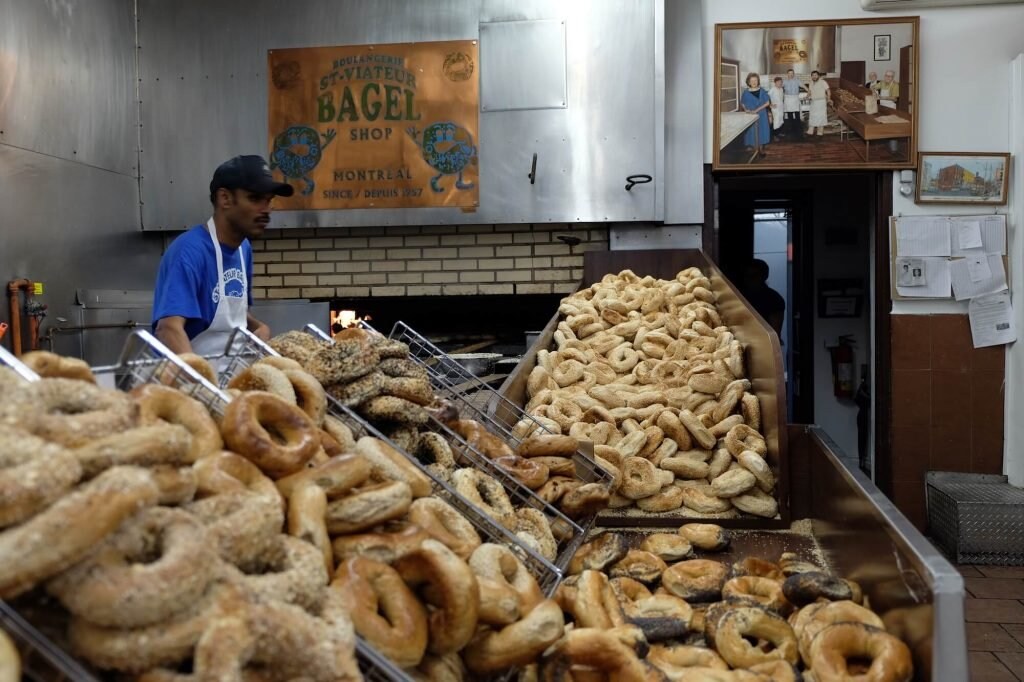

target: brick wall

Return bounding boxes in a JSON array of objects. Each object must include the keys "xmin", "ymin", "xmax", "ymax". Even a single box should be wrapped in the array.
[{"xmin": 249, "ymin": 224, "xmax": 609, "ymax": 300}]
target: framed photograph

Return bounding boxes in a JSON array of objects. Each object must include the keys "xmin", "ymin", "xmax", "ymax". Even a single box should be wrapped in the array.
[
  {"xmin": 874, "ymin": 34, "xmax": 891, "ymax": 61},
  {"xmin": 916, "ymin": 152, "xmax": 1011, "ymax": 205},
  {"xmin": 713, "ymin": 17, "xmax": 919, "ymax": 171}
]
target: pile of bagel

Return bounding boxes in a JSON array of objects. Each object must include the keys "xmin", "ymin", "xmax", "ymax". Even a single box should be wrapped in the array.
[
  {"xmin": 536, "ymin": 524, "xmax": 914, "ymax": 681},
  {"xmin": 0, "ymin": 350, "xmax": 579, "ymax": 679},
  {"xmin": 523, "ymin": 267, "xmax": 779, "ymax": 520},
  {"xmin": 264, "ymin": 328, "xmax": 609, "ymax": 559},
  {"xmin": 0, "ymin": 358, "xmax": 363, "ymax": 679}
]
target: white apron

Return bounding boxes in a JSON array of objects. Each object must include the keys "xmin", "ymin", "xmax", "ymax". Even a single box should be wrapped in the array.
[
  {"xmin": 783, "ymin": 93, "xmax": 800, "ymax": 113},
  {"xmin": 879, "ymin": 87, "xmax": 895, "ymax": 109},
  {"xmin": 190, "ymin": 218, "xmax": 248, "ymax": 373},
  {"xmin": 769, "ymin": 88, "xmax": 785, "ymax": 130}
]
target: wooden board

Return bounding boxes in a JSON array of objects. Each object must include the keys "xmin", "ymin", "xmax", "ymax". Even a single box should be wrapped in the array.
[{"xmin": 498, "ymin": 249, "xmax": 791, "ymax": 528}]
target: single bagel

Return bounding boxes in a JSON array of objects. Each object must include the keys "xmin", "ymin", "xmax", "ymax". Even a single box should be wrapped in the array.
[
  {"xmin": 327, "ymin": 370, "xmax": 385, "ymax": 407},
  {"xmin": 469, "ymin": 543, "xmax": 545, "ymax": 615},
  {"xmin": 714, "ymin": 606, "xmax": 798, "ymax": 669},
  {"xmin": 133, "ymin": 384, "xmax": 222, "ymax": 462},
  {"xmin": 331, "ymin": 521, "xmax": 429, "ymax": 565},
  {"xmin": 618, "ymin": 457, "xmax": 662, "ymax": 500},
  {"xmin": 661, "ymin": 559, "xmax": 729, "ymax": 603},
  {"xmin": 16, "ymin": 378, "xmax": 137, "ymax": 448},
  {"xmin": 725, "ymin": 424, "xmax": 767, "ymax": 458},
  {"xmin": 282, "ymin": 368, "xmax": 327, "ymax": 426},
  {"xmin": 738, "ymin": 450, "xmax": 776, "ymax": 493},
  {"xmin": 562, "ymin": 482, "xmax": 611, "ymax": 519},
  {"xmin": 356, "ymin": 436, "xmax": 433, "ymax": 498},
  {"xmin": 610, "ymin": 550, "xmax": 668, "ymax": 585},
  {"xmin": 307, "ymin": 342, "xmax": 380, "ymax": 385},
  {"xmin": 679, "ymin": 409, "xmax": 716, "ymax": 450},
  {"xmin": 711, "ymin": 468, "xmax": 757, "ymax": 498},
  {"xmin": 275, "ymin": 452, "xmax": 372, "ymax": 500},
  {"xmin": 569, "ymin": 533, "xmax": 630, "ymax": 575},
  {"xmin": 287, "ymin": 480, "xmax": 333, "ymax": 576},
  {"xmin": 332, "ymin": 556, "xmax": 429, "ymax": 668},
  {"xmin": 732, "ymin": 487, "xmax": 779, "ymax": 518},
  {"xmin": 409, "ymin": 497, "xmax": 482, "ymax": 560},
  {"xmin": 194, "ymin": 450, "xmax": 280, "ymax": 502},
  {"xmin": 395, "ymin": 539, "xmax": 480, "ymax": 655},
  {"xmin": 639, "ymin": 533, "xmax": 693, "ymax": 562},
  {"xmin": 494, "ymin": 455, "xmax": 550, "ymax": 490},
  {"xmin": 807, "ymin": 623, "xmax": 913, "ymax": 682},
  {"xmin": 74, "ymin": 423, "xmax": 193, "ymax": 479},
  {"xmin": 220, "ymin": 534, "xmax": 328, "ymax": 610},
  {"xmin": 452, "ymin": 468, "xmax": 515, "ymax": 525},
  {"xmin": 723, "ymin": 577, "xmax": 789, "ymax": 614},
  {"xmin": 636, "ymin": 485, "xmax": 685, "ymax": 512},
  {"xmin": 221, "ymin": 391, "xmax": 320, "ymax": 478},
  {"xmin": 681, "ymin": 485, "xmax": 734, "ymax": 514},
  {"xmin": 463, "ymin": 599, "xmax": 564, "ymax": 674},
  {"xmin": 783, "ymin": 571, "xmax": 854, "ymax": 606},
  {"xmin": 47, "ymin": 507, "xmax": 216, "ymax": 628},
  {"xmin": 227, "ymin": 363, "xmax": 297, "ymax": 404},
  {"xmin": 360, "ymin": 395, "xmax": 431, "ymax": 426},
  {"xmin": 517, "ymin": 434, "xmax": 579, "ymax": 459},
  {"xmin": 511, "ymin": 507, "xmax": 559, "ymax": 563},
  {"xmin": 21, "ymin": 350, "xmax": 96, "ymax": 383},
  {"xmin": 325, "ymin": 481, "xmax": 413, "ymax": 534},
  {"xmin": 623, "ymin": 594, "xmax": 693, "ymax": 642}
]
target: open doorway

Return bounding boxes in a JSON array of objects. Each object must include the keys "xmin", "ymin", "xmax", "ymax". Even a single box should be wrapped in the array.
[{"xmin": 715, "ymin": 173, "xmax": 877, "ymax": 478}]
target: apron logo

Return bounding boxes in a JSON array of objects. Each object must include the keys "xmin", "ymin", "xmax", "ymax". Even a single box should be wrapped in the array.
[{"xmin": 211, "ymin": 267, "xmax": 246, "ymax": 304}]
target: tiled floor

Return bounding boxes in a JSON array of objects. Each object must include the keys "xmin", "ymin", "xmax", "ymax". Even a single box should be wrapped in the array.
[{"xmin": 961, "ymin": 564, "xmax": 1024, "ymax": 680}]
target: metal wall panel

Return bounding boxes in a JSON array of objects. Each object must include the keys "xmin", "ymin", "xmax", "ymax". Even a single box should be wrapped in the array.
[
  {"xmin": 479, "ymin": 20, "xmax": 567, "ymax": 112},
  {"xmin": 0, "ymin": 0, "xmax": 138, "ymax": 175},
  {"xmin": 663, "ymin": 0, "xmax": 704, "ymax": 225},
  {"xmin": 0, "ymin": 145, "xmax": 164, "ymax": 359},
  {"xmin": 137, "ymin": 0, "xmax": 659, "ymax": 229}
]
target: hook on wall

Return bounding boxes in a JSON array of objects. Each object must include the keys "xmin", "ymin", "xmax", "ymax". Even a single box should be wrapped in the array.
[{"xmin": 625, "ymin": 174, "xmax": 652, "ymax": 191}]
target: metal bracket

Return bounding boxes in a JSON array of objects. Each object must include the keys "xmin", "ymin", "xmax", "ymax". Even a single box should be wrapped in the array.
[{"xmin": 528, "ymin": 152, "xmax": 538, "ymax": 185}]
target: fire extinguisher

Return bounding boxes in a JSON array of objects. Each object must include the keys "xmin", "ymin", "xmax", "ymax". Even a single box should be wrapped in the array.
[{"xmin": 828, "ymin": 335, "xmax": 855, "ymax": 399}]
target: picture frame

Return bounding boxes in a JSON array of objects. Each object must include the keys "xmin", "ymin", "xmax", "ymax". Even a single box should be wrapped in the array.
[
  {"xmin": 713, "ymin": 16, "xmax": 919, "ymax": 171},
  {"xmin": 874, "ymin": 34, "xmax": 891, "ymax": 61},
  {"xmin": 915, "ymin": 152, "xmax": 1011, "ymax": 206}
]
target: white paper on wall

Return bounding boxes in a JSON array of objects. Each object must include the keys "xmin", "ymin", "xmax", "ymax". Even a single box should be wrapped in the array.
[
  {"xmin": 950, "ymin": 255, "xmax": 1008, "ymax": 301},
  {"xmin": 949, "ymin": 214, "xmax": 1007, "ymax": 256},
  {"xmin": 895, "ymin": 216, "xmax": 951, "ymax": 257},
  {"xmin": 969, "ymin": 291, "xmax": 1016, "ymax": 348}
]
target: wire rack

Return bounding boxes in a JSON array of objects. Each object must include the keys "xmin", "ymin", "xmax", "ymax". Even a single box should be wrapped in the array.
[
  {"xmin": 0, "ymin": 344, "xmax": 41, "ymax": 381},
  {"xmin": 304, "ymin": 324, "xmax": 587, "ymax": 581},
  {"xmin": 213, "ymin": 327, "xmax": 281, "ymax": 387},
  {"xmin": 239, "ymin": 326, "xmax": 567, "ymax": 594},
  {"xmin": 0, "ymin": 601, "xmax": 100, "ymax": 682},
  {"xmin": 89, "ymin": 330, "xmax": 232, "ymax": 418},
  {"xmin": 390, "ymin": 321, "xmax": 613, "ymax": 485}
]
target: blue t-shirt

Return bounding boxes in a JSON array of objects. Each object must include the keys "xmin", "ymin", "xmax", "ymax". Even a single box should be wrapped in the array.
[{"xmin": 152, "ymin": 225, "xmax": 253, "ymax": 340}]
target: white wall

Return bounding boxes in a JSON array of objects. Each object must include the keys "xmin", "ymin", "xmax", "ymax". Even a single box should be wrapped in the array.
[
  {"xmin": 839, "ymin": 22, "xmax": 913, "ymax": 81},
  {"xmin": 1005, "ymin": 54, "xmax": 1024, "ymax": 485},
  {"xmin": 701, "ymin": 0, "xmax": 1024, "ymax": 316}
]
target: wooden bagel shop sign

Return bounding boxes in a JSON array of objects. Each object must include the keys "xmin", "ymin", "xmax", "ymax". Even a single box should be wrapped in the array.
[{"xmin": 267, "ymin": 40, "xmax": 479, "ymax": 210}]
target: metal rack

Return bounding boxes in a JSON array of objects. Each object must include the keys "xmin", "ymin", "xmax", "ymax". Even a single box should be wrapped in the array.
[
  {"xmin": 0, "ymin": 601, "xmax": 100, "ymax": 682},
  {"xmin": 90, "ymin": 330, "xmax": 232, "ymax": 417},
  {"xmin": 303, "ymin": 324, "xmax": 588, "ymax": 579},
  {"xmin": 0, "ymin": 344, "xmax": 41, "ymax": 381},
  {"xmin": 238, "ymin": 326, "xmax": 567, "ymax": 594},
  {"xmin": 390, "ymin": 321, "xmax": 613, "ymax": 487}
]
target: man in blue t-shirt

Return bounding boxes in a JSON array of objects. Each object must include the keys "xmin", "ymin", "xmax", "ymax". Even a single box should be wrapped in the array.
[{"xmin": 152, "ymin": 155, "xmax": 293, "ymax": 360}]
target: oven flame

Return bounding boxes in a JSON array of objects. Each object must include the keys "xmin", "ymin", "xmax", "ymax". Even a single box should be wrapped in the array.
[{"xmin": 331, "ymin": 309, "xmax": 371, "ymax": 331}]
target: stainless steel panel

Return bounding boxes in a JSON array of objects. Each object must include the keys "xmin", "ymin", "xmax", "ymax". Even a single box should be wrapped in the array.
[
  {"xmin": 250, "ymin": 299, "xmax": 330, "ymax": 334},
  {"xmin": 0, "ymin": 0, "xmax": 138, "ymax": 175},
  {"xmin": 0, "ymin": 145, "xmax": 162, "ymax": 359},
  {"xmin": 137, "ymin": 0, "xmax": 658, "ymax": 229},
  {"xmin": 479, "ymin": 20, "xmax": 566, "ymax": 112},
  {"xmin": 806, "ymin": 427, "xmax": 966, "ymax": 682},
  {"xmin": 722, "ymin": 24, "xmax": 837, "ymax": 76},
  {"xmin": 663, "ymin": 0, "xmax": 704, "ymax": 224},
  {"xmin": 609, "ymin": 224, "xmax": 702, "ymax": 250}
]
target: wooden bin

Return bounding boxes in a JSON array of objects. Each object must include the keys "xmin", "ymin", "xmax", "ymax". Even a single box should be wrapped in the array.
[{"xmin": 498, "ymin": 249, "xmax": 790, "ymax": 528}]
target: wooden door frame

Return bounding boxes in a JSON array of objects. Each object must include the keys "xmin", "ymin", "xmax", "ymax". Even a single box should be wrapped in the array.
[{"xmin": 873, "ymin": 172, "xmax": 894, "ymax": 495}]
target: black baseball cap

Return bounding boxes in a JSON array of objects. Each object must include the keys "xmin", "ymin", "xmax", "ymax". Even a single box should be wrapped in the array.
[{"xmin": 210, "ymin": 155, "xmax": 294, "ymax": 197}]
